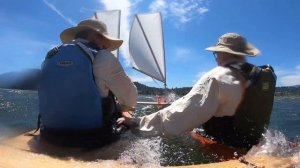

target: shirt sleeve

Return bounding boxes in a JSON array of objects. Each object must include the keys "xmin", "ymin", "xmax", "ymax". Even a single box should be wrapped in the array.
[
  {"xmin": 93, "ymin": 50, "xmax": 138, "ymax": 108},
  {"xmin": 137, "ymin": 78, "xmax": 220, "ymax": 137}
]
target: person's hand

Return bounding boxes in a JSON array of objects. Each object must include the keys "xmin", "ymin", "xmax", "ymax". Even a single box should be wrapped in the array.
[
  {"xmin": 116, "ymin": 116, "xmax": 139, "ymax": 128},
  {"xmin": 122, "ymin": 110, "xmax": 134, "ymax": 118},
  {"xmin": 116, "ymin": 117, "xmax": 126, "ymax": 125}
]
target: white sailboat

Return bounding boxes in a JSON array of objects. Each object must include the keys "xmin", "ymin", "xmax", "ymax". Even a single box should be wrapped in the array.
[
  {"xmin": 92, "ymin": 10, "xmax": 121, "ymax": 58},
  {"xmin": 129, "ymin": 13, "xmax": 171, "ymax": 105},
  {"xmin": 93, "ymin": 11, "xmax": 170, "ymax": 105},
  {"xmin": 129, "ymin": 12, "xmax": 167, "ymax": 88}
]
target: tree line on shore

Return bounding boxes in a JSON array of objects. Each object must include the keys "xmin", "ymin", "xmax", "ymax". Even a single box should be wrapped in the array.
[{"xmin": 135, "ymin": 82, "xmax": 300, "ymax": 97}]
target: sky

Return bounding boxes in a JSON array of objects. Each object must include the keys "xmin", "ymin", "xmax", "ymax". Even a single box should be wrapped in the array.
[{"xmin": 0, "ymin": 0, "xmax": 300, "ymax": 88}]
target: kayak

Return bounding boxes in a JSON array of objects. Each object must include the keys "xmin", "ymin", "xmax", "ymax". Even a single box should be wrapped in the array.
[
  {"xmin": 137, "ymin": 101, "xmax": 171, "ymax": 106},
  {"xmin": 0, "ymin": 130, "xmax": 298, "ymax": 168},
  {"xmin": 190, "ymin": 132, "xmax": 247, "ymax": 160},
  {"xmin": 190, "ymin": 132, "xmax": 299, "ymax": 167}
]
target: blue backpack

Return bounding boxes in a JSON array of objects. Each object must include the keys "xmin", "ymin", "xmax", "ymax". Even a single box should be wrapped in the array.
[
  {"xmin": 36, "ymin": 42, "xmax": 124, "ymax": 147},
  {"xmin": 38, "ymin": 43, "xmax": 105, "ymax": 131}
]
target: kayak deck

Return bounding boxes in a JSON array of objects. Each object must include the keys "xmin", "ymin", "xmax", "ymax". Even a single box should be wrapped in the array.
[{"xmin": 0, "ymin": 131, "xmax": 298, "ymax": 168}]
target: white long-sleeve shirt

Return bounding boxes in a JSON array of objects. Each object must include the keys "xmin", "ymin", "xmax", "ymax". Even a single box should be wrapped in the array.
[{"xmin": 137, "ymin": 65, "xmax": 245, "ymax": 136}]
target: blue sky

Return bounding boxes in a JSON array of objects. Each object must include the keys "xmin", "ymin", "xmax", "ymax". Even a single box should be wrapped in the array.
[{"xmin": 1, "ymin": 0, "xmax": 300, "ymax": 88}]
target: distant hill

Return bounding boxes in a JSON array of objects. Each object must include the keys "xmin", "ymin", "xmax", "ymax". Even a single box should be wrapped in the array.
[
  {"xmin": 0, "ymin": 69, "xmax": 300, "ymax": 97},
  {"xmin": 134, "ymin": 82, "xmax": 164, "ymax": 95},
  {"xmin": 275, "ymin": 86, "xmax": 300, "ymax": 97},
  {"xmin": 0, "ymin": 69, "xmax": 41, "ymax": 90},
  {"xmin": 134, "ymin": 83, "xmax": 300, "ymax": 97},
  {"xmin": 133, "ymin": 82, "xmax": 192, "ymax": 95}
]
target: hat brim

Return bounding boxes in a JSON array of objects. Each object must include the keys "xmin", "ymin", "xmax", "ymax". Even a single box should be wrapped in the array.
[
  {"xmin": 205, "ymin": 43, "xmax": 260, "ymax": 57},
  {"xmin": 60, "ymin": 26, "xmax": 123, "ymax": 51}
]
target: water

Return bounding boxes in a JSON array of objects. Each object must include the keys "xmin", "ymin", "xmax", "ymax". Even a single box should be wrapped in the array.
[
  {"xmin": 0, "ymin": 89, "xmax": 299, "ymax": 166},
  {"xmin": 269, "ymin": 97, "xmax": 300, "ymax": 141},
  {"xmin": 0, "ymin": 89, "xmax": 38, "ymax": 138}
]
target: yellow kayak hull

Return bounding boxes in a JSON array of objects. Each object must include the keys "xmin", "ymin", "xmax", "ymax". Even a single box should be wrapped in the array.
[{"xmin": 0, "ymin": 131, "xmax": 298, "ymax": 168}]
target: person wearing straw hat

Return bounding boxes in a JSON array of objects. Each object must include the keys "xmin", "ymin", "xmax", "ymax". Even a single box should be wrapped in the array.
[
  {"xmin": 119, "ymin": 33, "xmax": 276, "ymax": 149},
  {"xmin": 38, "ymin": 19, "xmax": 137, "ymax": 147},
  {"xmin": 59, "ymin": 18, "xmax": 138, "ymax": 111}
]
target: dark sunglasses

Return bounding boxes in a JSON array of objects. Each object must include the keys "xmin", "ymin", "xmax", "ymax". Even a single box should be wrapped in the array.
[{"xmin": 213, "ymin": 52, "xmax": 218, "ymax": 59}]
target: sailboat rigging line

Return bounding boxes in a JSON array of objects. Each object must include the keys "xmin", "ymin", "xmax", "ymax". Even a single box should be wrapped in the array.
[
  {"xmin": 135, "ymin": 14, "xmax": 166, "ymax": 86},
  {"xmin": 116, "ymin": 10, "xmax": 121, "ymax": 59},
  {"xmin": 159, "ymin": 12, "xmax": 167, "ymax": 88}
]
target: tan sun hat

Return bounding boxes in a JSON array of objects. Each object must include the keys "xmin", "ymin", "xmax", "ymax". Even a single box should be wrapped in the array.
[
  {"xmin": 205, "ymin": 33, "xmax": 260, "ymax": 56},
  {"xmin": 60, "ymin": 19, "xmax": 123, "ymax": 51}
]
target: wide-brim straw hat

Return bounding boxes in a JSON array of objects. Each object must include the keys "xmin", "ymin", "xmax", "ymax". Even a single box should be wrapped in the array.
[
  {"xmin": 60, "ymin": 19, "xmax": 123, "ymax": 51},
  {"xmin": 205, "ymin": 33, "xmax": 260, "ymax": 56}
]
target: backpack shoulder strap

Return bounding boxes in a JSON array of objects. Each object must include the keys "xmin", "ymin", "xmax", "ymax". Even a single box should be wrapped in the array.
[
  {"xmin": 225, "ymin": 62, "xmax": 261, "ymax": 87},
  {"xmin": 76, "ymin": 42, "xmax": 97, "ymax": 63},
  {"xmin": 44, "ymin": 42, "xmax": 97, "ymax": 63},
  {"xmin": 45, "ymin": 45, "xmax": 62, "ymax": 59}
]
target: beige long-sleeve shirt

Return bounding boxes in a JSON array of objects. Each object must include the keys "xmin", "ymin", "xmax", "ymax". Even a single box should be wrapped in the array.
[
  {"xmin": 93, "ymin": 50, "xmax": 137, "ymax": 108},
  {"xmin": 137, "ymin": 65, "xmax": 245, "ymax": 136},
  {"xmin": 75, "ymin": 39, "xmax": 137, "ymax": 108}
]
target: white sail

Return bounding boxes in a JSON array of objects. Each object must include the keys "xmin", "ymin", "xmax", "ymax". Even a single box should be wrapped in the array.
[
  {"xmin": 129, "ymin": 13, "xmax": 166, "ymax": 86},
  {"xmin": 92, "ymin": 10, "xmax": 121, "ymax": 58}
]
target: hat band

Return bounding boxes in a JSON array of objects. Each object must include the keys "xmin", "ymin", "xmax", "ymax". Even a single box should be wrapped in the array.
[{"xmin": 217, "ymin": 42, "xmax": 247, "ymax": 52}]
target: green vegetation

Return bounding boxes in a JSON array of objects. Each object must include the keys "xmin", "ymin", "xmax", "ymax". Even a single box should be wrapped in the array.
[
  {"xmin": 135, "ymin": 82, "xmax": 300, "ymax": 97},
  {"xmin": 134, "ymin": 82, "xmax": 191, "ymax": 96}
]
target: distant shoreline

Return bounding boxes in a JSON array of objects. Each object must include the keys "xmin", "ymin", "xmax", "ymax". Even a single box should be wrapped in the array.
[
  {"xmin": 0, "ymin": 88, "xmax": 299, "ymax": 99},
  {"xmin": 0, "ymin": 80, "xmax": 300, "ymax": 98},
  {"xmin": 274, "ymin": 95, "xmax": 300, "ymax": 99}
]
